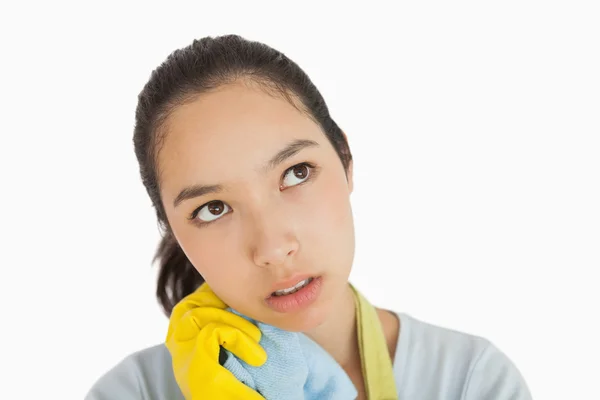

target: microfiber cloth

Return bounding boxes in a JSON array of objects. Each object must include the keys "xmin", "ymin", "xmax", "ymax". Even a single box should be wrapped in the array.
[{"xmin": 221, "ymin": 308, "xmax": 358, "ymax": 400}]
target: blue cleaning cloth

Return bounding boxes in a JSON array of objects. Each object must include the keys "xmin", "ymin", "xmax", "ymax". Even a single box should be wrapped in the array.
[{"xmin": 221, "ymin": 308, "xmax": 358, "ymax": 400}]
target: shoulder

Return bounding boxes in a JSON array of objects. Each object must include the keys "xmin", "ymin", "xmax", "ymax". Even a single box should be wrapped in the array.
[
  {"xmin": 393, "ymin": 313, "xmax": 532, "ymax": 400},
  {"xmin": 84, "ymin": 344, "xmax": 184, "ymax": 400}
]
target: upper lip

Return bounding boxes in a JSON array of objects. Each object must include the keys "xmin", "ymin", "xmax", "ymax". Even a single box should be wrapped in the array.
[{"xmin": 268, "ymin": 274, "xmax": 314, "ymax": 296}]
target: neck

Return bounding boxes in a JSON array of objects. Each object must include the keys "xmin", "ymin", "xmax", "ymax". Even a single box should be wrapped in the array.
[{"xmin": 304, "ymin": 283, "xmax": 359, "ymax": 368}]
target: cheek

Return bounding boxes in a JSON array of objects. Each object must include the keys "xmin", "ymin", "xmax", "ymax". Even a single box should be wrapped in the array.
[
  {"xmin": 178, "ymin": 232, "xmax": 260, "ymax": 309},
  {"xmin": 170, "ymin": 222, "xmax": 243, "ymax": 283},
  {"xmin": 316, "ymin": 172, "xmax": 352, "ymax": 224},
  {"xmin": 298, "ymin": 174, "xmax": 354, "ymax": 247}
]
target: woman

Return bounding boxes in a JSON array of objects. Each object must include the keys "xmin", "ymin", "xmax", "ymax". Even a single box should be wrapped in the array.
[{"xmin": 86, "ymin": 34, "xmax": 532, "ymax": 399}]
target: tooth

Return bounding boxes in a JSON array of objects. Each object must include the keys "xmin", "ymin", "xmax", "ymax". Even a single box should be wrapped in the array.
[{"xmin": 273, "ymin": 278, "xmax": 311, "ymax": 296}]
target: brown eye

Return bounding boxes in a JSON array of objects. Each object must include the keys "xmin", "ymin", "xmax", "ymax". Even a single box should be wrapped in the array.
[
  {"xmin": 208, "ymin": 201, "xmax": 225, "ymax": 215},
  {"xmin": 293, "ymin": 165, "xmax": 308, "ymax": 179},
  {"xmin": 196, "ymin": 201, "xmax": 230, "ymax": 222},
  {"xmin": 282, "ymin": 163, "xmax": 312, "ymax": 188}
]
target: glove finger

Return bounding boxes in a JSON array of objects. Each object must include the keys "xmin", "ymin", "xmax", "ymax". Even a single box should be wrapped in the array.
[
  {"xmin": 173, "ymin": 325, "xmax": 259, "ymax": 400},
  {"xmin": 211, "ymin": 323, "xmax": 268, "ymax": 367},
  {"xmin": 182, "ymin": 285, "xmax": 227, "ymax": 310},
  {"xmin": 167, "ymin": 284, "xmax": 229, "ymax": 341},
  {"xmin": 189, "ymin": 324, "xmax": 266, "ymax": 399},
  {"xmin": 175, "ymin": 307, "xmax": 263, "ymax": 343},
  {"xmin": 170, "ymin": 288, "xmax": 227, "ymax": 325},
  {"xmin": 190, "ymin": 322, "xmax": 266, "ymax": 368}
]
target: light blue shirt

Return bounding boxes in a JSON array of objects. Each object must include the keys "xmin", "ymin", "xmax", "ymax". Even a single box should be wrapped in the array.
[{"xmin": 85, "ymin": 313, "xmax": 532, "ymax": 399}]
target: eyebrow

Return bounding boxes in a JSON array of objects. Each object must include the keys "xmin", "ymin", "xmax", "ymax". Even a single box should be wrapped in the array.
[{"xmin": 173, "ymin": 139, "xmax": 319, "ymax": 208}]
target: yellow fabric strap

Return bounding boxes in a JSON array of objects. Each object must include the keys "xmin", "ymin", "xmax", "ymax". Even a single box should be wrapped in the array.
[{"xmin": 351, "ymin": 285, "xmax": 398, "ymax": 400}]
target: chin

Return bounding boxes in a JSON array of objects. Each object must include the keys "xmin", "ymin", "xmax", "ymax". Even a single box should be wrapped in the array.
[{"xmin": 277, "ymin": 311, "xmax": 327, "ymax": 332}]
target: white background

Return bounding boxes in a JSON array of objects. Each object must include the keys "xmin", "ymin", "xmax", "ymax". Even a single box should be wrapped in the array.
[{"xmin": 1, "ymin": 1, "xmax": 598, "ymax": 399}]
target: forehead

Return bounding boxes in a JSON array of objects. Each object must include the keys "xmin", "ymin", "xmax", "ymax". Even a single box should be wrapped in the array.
[{"xmin": 157, "ymin": 82, "xmax": 326, "ymax": 191}]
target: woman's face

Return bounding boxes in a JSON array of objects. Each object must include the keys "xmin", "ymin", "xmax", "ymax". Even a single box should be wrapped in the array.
[{"xmin": 157, "ymin": 82, "xmax": 355, "ymax": 331}]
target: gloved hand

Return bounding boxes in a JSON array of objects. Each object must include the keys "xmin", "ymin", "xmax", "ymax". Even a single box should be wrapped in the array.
[{"xmin": 166, "ymin": 283, "xmax": 268, "ymax": 399}]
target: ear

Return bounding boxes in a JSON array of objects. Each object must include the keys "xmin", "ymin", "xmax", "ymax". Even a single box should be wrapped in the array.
[
  {"xmin": 347, "ymin": 158, "xmax": 354, "ymax": 194},
  {"xmin": 341, "ymin": 130, "xmax": 354, "ymax": 193}
]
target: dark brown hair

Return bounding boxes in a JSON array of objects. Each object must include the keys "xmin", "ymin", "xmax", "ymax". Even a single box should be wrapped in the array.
[{"xmin": 133, "ymin": 34, "xmax": 352, "ymax": 316}]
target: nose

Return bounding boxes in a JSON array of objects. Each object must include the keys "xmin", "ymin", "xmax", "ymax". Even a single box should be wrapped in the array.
[{"xmin": 248, "ymin": 206, "xmax": 299, "ymax": 268}]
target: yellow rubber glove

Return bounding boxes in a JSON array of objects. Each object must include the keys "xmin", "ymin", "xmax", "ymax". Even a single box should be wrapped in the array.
[{"xmin": 166, "ymin": 283, "xmax": 268, "ymax": 399}]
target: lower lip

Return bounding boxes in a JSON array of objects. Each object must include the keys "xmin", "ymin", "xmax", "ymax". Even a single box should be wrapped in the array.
[{"xmin": 265, "ymin": 276, "xmax": 323, "ymax": 313}]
